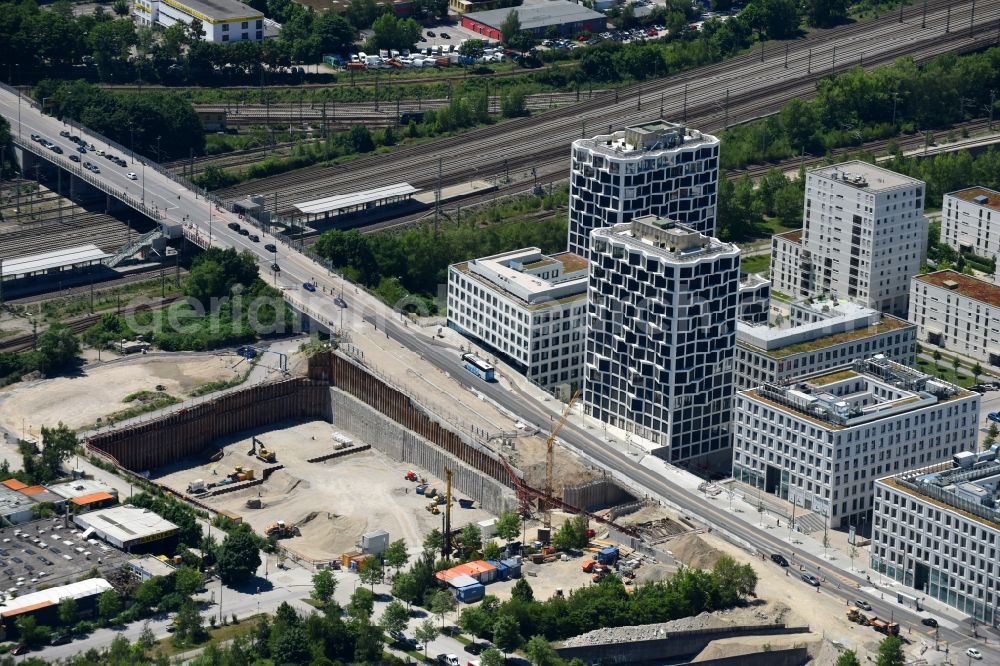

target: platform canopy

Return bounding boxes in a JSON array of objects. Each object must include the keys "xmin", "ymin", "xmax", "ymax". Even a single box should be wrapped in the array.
[
  {"xmin": 293, "ymin": 183, "xmax": 419, "ymax": 216},
  {"xmin": 2, "ymin": 245, "xmax": 109, "ymax": 278}
]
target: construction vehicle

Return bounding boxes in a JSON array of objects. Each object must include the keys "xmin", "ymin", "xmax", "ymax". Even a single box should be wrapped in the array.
[
  {"xmin": 256, "ymin": 446, "xmax": 276, "ymax": 463},
  {"xmin": 425, "ymin": 487, "xmax": 438, "ymax": 499},
  {"xmin": 264, "ymin": 521, "xmax": 298, "ymax": 539},
  {"xmin": 228, "ymin": 466, "xmax": 254, "ymax": 482},
  {"xmin": 187, "ymin": 479, "xmax": 206, "ymax": 494},
  {"xmin": 591, "ymin": 564, "xmax": 611, "ymax": 583},
  {"xmin": 246, "ymin": 498, "xmax": 262, "ymax": 509},
  {"xmin": 846, "ymin": 607, "xmax": 869, "ymax": 625},
  {"xmin": 426, "ymin": 502, "xmax": 440, "ymax": 515},
  {"xmin": 868, "ymin": 617, "xmax": 900, "ymax": 636},
  {"xmin": 544, "ymin": 390, "xmax": 581, "ymax": 530},
  {"xmin": 404, "ymin": 471, "xmax": 418, "ymax": 482}
]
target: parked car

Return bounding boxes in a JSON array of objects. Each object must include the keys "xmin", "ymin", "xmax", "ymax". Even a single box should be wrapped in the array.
[
  {"xmin": 334, "ymin": 296, "xmax": 347, "ymax": 308},
  {"xmin": 248, "ymin": 234, "xmax": 260, "ymax": 242},
  {"xmin": 966, "ymin": 647, "xmax": 982, "ymax": 660},
  {"xmin": 854, "ymin": 600, "xmax": 872, "ymax": 611},
  {"xmin": 770, "ymin": 553, "xmax": 788, "ymax": 567},
  {"xmin": 801, "ymin": 573, "xmax": 820, "ymax": 587},
  {"xmin": 59, "ymin": 130, "xmax": 70, "ymax": 137},
  {"xmin": 264, "ymin": 243, "xmax": 277, "ymax": 253},
  {"xmin": 427, "ymin": 30, "xmax": 435, "ymax": 37},
  {"xmin": 238, "ymin": 228, "xmax": 250, "ymax": 236},
  {"xmin": 988, "ymin": 412, "xmax": 1000, "ymax": 424},
  {"xmin": 51, "ymin": 145, "xmax": 63, "ymax": 154},
  {"xmin": 70, "ymin": 154, "xmax": 80, "ymax": 163},
  {"xmin": 436, "ymin": 655, "xmax": 459, "ymax": 666},
  {"xmin": 921, "ymin": 617, "xmax": 938, "ymax": 627},
  {"xmin": 11, "ymin": 645, "xmax": 29, "ymax": 655},
  {"xmin": 77, "ymin": 145, "xmax": 87, "ymax": 153},
  {"xmin": 228, "ymin": 222, "xmax": 241, "ymax": 231},
  {"xmin": 51, "ymin": 634, "xmax": 72, "ymax": 645},
  {"xmin": 271, "ymin": 263, "xmax": 281, "ymax": 272},
  {"xmin": 303, "ymin": 282, "xmax": 316, "ymax": 292}
]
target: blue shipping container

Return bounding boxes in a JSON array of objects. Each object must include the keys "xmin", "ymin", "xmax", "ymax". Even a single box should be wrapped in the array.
[
  {"xmin": 597, "ymin": 547, "xmax": 620, "ymax": 564},
  {"xmin": 455, "ymin": 582, "xmax": 485, "ymax": 603},
  {"xmin": 501, "ymin": 558, "xmax": 522, "ymax": 578},
  {"xmin": 487, "ymin": 560, "xmax": 509, "ymax": 581}
]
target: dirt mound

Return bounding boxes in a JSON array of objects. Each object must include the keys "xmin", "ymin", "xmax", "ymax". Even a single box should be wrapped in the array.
[{"xmin": 669, "ymin": 533, "xmax": 724, "ymax": 570}]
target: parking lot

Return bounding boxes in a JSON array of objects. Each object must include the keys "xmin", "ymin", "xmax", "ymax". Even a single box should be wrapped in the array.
[
  {"xmin": 0, "ymin": 518, "xmax": 128, "ymax": 597},
  {"xmin": 977, "ymin": 386, "xmax": 1000, "ymax": 447}
]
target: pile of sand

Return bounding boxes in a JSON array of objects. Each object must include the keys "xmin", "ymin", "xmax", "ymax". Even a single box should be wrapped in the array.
[{"xmin": 668, "ymin": 533, "xmax": 725, "ymax": 570}]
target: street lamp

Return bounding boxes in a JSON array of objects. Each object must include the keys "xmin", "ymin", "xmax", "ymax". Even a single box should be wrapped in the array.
[{"xmin": 156, "ymin": 135, "xmax": 161, "ymax": 164}]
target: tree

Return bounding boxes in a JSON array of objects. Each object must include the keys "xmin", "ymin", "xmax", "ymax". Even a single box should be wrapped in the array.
[
  {"xmin": 711, "ymin": 555, "xmax": 758, "ymax": 604},
  {"xmin": 500, "ymin": 10, "xmax": 521, "ymax": 45},
  {"xmin": 133, "ymin": 578, "xmax": 162, "ymax": 611},
  {"xmin": 501, "ymin": 87, "xmax": 528, "ymax": 118},
  {"xmin": 348, "ymin": 586, "xmax": 375, "ymax": 621},
  {"xmin": 14, "ymin": 616, "xmax": 46, "ymax": 647},
  {"xmin": 312, "ymin": 568, "xmax": 337, "ymax": 605},
  {"xmin": 511, "ymin": 577, "xmax": 534, "ymax": 603},
  {"xmin": 459, "ymin": 38, "xmax": 486, "ymax": 61},
  {"xmin": 36, "ymin": 325, "xmax": 80, "ymax": 374},
  {"xmin": 423, "ymin": 528, "xmax": 445, "ymax": 556},
  {"xmin": 460, "ymin": 523, "xmax": 483, "ymax": 555},
  {"xmin": 358, "ymin": 555, "xmax": 383, "ymax": 591},
  {"xmin": 525, "ymin": 635, "xmax": 560, "ymax": 666},
  {"xmin": 380, "ymin": 600, "xmax": 410, "ymax": 636},
  {"xmin": 875, "ymin": 635, "xmax": 905, "ymax": 666},
  {"xmin": 552, "ymin": 515, "xmax": 589, "ymax": 551},
  {"xmin": 345, "ymin": 0, "xmax": 384, "ymax": 30},
  {"xmin": 806, "ymin": 0, "xmax": 850, "ymax": 27},
  {"xmin": 459, "ymin": 606, "xmax": 491, "ymax": 642},
  {"xmin": 98, "ymin": 589, "xmax": 123, "ymax": 620},
  {"xmin": 492, "ymin": 613, "xmax": 523, "ymax": 657},
  {"xmin": 483, "ymin": 540, "xmax": 502, "ymax": 561},
  {"xmin": 391, "ymin": 571, "xmax": 422, "ymax": 608},
  {"xmin": 137, "ymin": 621, "xmax": 156, "ymax": 651},
  {"xmin": 835, "ymin": 649, "xmax": 862, "ymax": 666},
  {"xmin": 173, "ymin": 599, "xmax": 205, "ymax": 645},
  {"xmin": 495, "ymin": 511, "xmax": 521, "ymax": 543},
  {"xmin": 384, "ymin": 538, "xmax": 409, "ymax": 575},
  {"xmin": 218, "ymin": 523, "xmax": 262, "ymax": 585},
  {"xmin": 430, "ymin": 589, "xmax": 456, "ymax": 628},
  {"xmin": 933, "ymin": 349, "xmax": 942, "ymax": 369},
  {"xmin": 274, "ymin": 624, "xmax": 311, "ymax": 664},
  {"xmin": 973, "ymin": 362, "xmax": 983, "ymax": 383},
  {"xmin": 414, "ymin": 619, "xmax": 439, "ymax": 659},
  {"xmin": 21, "ymin": 423, "xmax": 78, "ymax": 484},
  {"xmin": 480, "ymin": 647, "xmax": 506, "ymax": 666},
  {"xmin": 952, "ymin": 356, "xmax": 961, "ymax": 376},
  {"xmin": 370, "ymin": 13, "xmax": 421, "ymax": 50},
  {"xmin": 58, "ymin": 596, "xmax": 78, "ymax": 626},
  {"xmin": 173, "ymin": 566, "xmax": 202, "ymax": 596}
]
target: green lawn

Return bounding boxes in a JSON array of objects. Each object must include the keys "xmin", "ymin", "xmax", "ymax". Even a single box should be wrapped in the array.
[
  {"xmin": 915, "ymin": 357, "xmax": 975, "ymax": 388},
  {"xmin": 740, "ymin": 254, "xmax": 771, "ymax": 275},
  {"xmin": 154, "ymin": 613, "xmax": 266, "ymax": 657}
]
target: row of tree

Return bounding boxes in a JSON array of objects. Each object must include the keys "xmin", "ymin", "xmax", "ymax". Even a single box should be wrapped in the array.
[
  {"xmin": 35, "ymin": 79, "xmax": 204, "ymax": 161},
  {"xmin": 721, "ymin": 47, "xmax": 1000, "ymax": 170}
]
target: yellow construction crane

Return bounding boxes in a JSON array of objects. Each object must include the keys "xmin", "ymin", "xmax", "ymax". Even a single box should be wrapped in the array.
[{"xmin": 545, "ymin": 390, "xmax": 580, "ymax": 529}]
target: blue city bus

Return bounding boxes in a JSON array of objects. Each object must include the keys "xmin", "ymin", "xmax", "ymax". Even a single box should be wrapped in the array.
[{"xmin": 462, "ymin": 353, "xmax": 495, "ymax": 382}]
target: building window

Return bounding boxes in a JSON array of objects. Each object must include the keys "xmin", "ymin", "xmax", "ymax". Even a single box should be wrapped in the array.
[
  {"xmin": 222, "ymin": 24, "xmax": 229, "ymax": 31},
  {"xmin": 256, "ymin": 19, "xmax": 263, "ymax": 28},
  {"xmin": 241, "ymin": 21, "xmax": 249, "ymax": 28},
  {"xmin": 222, "ymin": 34, "xmax": 229, "ymax": 41}
]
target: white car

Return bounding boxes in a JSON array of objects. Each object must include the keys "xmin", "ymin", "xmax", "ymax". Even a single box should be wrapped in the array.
[
  {"xmin": 127, "ymin": 172, "xmax": 138, "ymax": 180},
  {"xmin": 966, "ymin": 648, "xmax": 982, "ymax": 660}
]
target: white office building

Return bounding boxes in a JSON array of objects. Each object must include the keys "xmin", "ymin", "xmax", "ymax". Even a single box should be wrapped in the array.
[
  {"xmin": 735, "ymin": 296, "xmax": 917, "ymax": 390},
  {"xmin": 940, "ymin": 187, "xmax": 1000, "ymax": 279},
  {"xmin": 447, "ymin": 248, "xmax": 588, "ymax": 389},
  {"xmin": 769, "ymin": 161, "xmax": 928, "ymax": 315},
  {"xmin": 568, "ymin": 121, "xmax": 720, "ymax": 258},
  {"xmin": 732, "ymin": 355, "xmax": 979, "ymax": 529},
  {"xmin": 909, "ymin": 270, "xmax": 1000, "ymax": 368},
  {"xmin": 134, "ymin": 0, "xmax": 266, "ymax": 43},
  {"xmin": 585, "ymin": 215, "xmax": 740, "ymax": 469},
  {"xmin": 873, "ymin": 454, "xmax": 1000, "ymax": 626}
]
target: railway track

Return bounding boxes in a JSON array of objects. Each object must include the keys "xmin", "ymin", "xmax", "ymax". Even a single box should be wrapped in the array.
[
  {"xmin": 5, "ymin": 265, "xmax": 188, "ymax": 306},
  {"xmin": 0, "ymin": 295, "xmax": 185, "ymax": 353},
  {"xmin": 216, "ymin": 0, "xmax": 1000, "ymax": 213},
  {"xmin": 99, "ymin": 63, "xmax": 555, "ymax": 94}
]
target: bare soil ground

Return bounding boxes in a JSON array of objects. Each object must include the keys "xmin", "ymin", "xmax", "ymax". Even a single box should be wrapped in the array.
[
  {"xmin": 0, "ymin": 353, "xmax": 238, "ymax": 432},
  {"xmin": 507, "ymin": 433, "xmax": 599, "ymax": 493},
  {"xmin": 154, "ymin": 419, "xmax": 495, "ymax": 562}
]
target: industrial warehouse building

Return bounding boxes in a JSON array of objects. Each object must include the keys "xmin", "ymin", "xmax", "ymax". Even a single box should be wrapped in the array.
[
  {"xmin": 73, "ymin": 506, "xmax": 179, "ymax": 552},
  {"xmin": 134, "ymin": 0, "xmax": 266, "ymax": 43},
  {"xmin": 0, "ymin": 579, "xmax": 113, "ymax": 638},
  {"xmin": 461, "ymin": 1, "xmax": 606, "ymax": 40}
]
